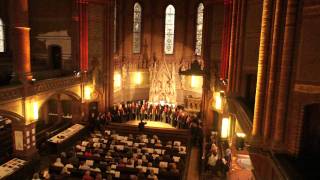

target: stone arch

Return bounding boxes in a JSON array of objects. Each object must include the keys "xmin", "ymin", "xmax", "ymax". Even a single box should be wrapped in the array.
[{"xmin": 0, "ymin": 109, "xmax": 25, "ymax": 125}]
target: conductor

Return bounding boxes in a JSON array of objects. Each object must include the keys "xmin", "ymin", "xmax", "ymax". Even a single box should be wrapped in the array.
[{"xmin": 138, "ymin": 119, "xmax": 147, "ymax": 131}]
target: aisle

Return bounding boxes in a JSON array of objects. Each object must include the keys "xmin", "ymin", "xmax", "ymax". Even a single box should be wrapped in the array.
[{"xmin": 187, "ymin": 147, "xmax": 200, "ymax": 180}]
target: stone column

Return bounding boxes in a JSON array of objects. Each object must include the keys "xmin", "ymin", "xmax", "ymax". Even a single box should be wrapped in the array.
[
  {"xmin": 220, "ymin": 0, "xmax": 232, "ymax": 79},
  {"xmin": 13, "ymin": 27, "xmax": 32, "ymax": 82},
  {"xmin": 263, "ymin": 0, "xmax": 283, "ymax": 145},
  {"xmin": 273, "ymin": 0, "xmax": 298, "ymax": 149},
  {"xmin": 11, "ymin": 0, "xmax": 32, "ymax": 83},
  {"xmin": 227, "ymin": 0, "xmax": 238, "ymax": 93},
  {"xmin": 79, "ymin": 0, "xmax": 88, "ymax": 72},
  {"xmin": 104, "ymin": 1, "xmax": 115, "ymax": 109},
  {"xmin": 251, "ymin": 0, "xmax": 273, "ymax": 145}
]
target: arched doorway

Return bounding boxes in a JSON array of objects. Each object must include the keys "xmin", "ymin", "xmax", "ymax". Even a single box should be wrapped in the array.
[
  {"xmin": 36, "ymin": 93, "xmax": 81, "ymax": 148},
  {"xmin": 49, "ymin": 45, "xmax": 62, "ymax": 69},
  {"xmin": 297, "ymin": 103, "xmax": 320, "ymax": 178},
  {"xmin": 300, "ymin": 103, "xmax": 320, "ymax": 157}
]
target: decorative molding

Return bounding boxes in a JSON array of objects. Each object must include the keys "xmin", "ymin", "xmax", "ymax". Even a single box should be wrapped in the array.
[
  {"xmin": 294, "ymin": 84, "xmax": 320, "ymax": 94},
  {"xmin": 0, "ymin": 86, "xmax": 24, "ymax": 102},
  {"xmin": 0, "ymin": 76, "xmax": 84, "ymax": 102}
]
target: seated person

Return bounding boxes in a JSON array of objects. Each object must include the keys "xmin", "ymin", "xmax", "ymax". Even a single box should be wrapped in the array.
[
  {"xmin": 136, "ymin": 159, "xmax": 143, "ymax": 169},
  {"xmin": 68, "ymin": 153, "xmax": 80, "ymax": 167},
  {"xmin": 82, "ymin": 170, "xmax": 93, "ymax": 180},
  {"xmin": 142, "ymin": 155, "xmax": 148, "ymax": 163},
  {"xmin": 147, "ymin": 169, "xmax": 158, "ymax": 180},
  {"xmin": 170, "ymin": 163, "xmax": 179, "ymax": 174},
  {"xmin": 79, "ymin": 161, "xmax": 90, "ymax": 170},
  {"xmin": 207, "ymin": 153, "xmax": 218, "ymax": 168},
  {"xmin": 95, "ymin": 173, "xmax": 103, "ymax": 180},
  {"xmin": 91, "ymin": 164, "xmax": 101, "ymax": 172},
  {"xmin": 53, "ymin": 158, "xmax": 64, "ymax": 167},
  {"xmin": 137, "ymin": 168, "xmax": 146, "ymax": 179}
]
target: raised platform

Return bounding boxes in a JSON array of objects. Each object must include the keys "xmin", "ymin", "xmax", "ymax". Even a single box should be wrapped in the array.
[{"xmin": 124, "ymin": 120, "xmax": 175, "ymax": 129}]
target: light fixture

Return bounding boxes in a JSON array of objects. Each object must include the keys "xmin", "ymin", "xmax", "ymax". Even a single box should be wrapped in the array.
[
  {"xmin": 84, "ymin": 85, "xmax": 92, "ymax": 100},
  {"xmin": 134, "ymin": 72, "xmax": 142, "ymax": 85},
  {"xmin": 191, "ymin": 75, "xmax": 203, "ymax": 88},
  {"xmin": 114, "ymin": 72, "xmax": 121, "ymax": 88},
  {"xmin": 214, "ymin": 92, "xmax": 222, "ymax": 110},
  {"xmin": 221, "ymin": 117, "xmax": 230, "ymax": 138},
  {"xmin": 33, "ymin": 101, "xmax": 39, "ymax": 120},
  {"xmin": 236, "ymin": 132, "xmax": 246, "ymax": 138}
]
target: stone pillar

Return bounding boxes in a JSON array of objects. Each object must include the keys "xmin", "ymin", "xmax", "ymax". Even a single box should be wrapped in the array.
[
  {"xmin": 10, "ymin": 0, "xmax": 32, "ymax": 83},
  {"xmin": 79, "ymin": 0, "xmax": 88, "ymax": 72},
  {"xmin": 273, "ymin": 0, "xmax": 298, "ymax": 149},
  {"xmin": 251, "ymin": 0, "xmax": 273, "ymax": 145},
  {"xmin": 227, "ymin": 0, "xmax": 238, "ymax": 93},
  {"xmin": 13, "ymin": 27, "xmax": 32, "ymax": 82},
  {"xmin": 220, "ymin": 0, "xmax": 232, "ymax": 79},
  {"xmin": 263, "ymin": 0, "xmax": 283, "ymax": 145},
  {"xmin": 104, "ymin": 1, "xmax": 115, "ymax": 109}
]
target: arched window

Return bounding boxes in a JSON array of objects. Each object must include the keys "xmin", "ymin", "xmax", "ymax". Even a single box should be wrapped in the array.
[
  {"xmin": 113, "ymin": 0, "xmax": 117, "ymax": 53},
  {"xmin": 133, "ymin": 2, "xmax": 142, "ymax": 53},
  {"xmin": 195, "ymin": 3, "xmax": 204, "ymax": 56},
  {"xmin": 0, "ymin": 18, "xmax": 4, "ymax": 52},
  {"xmin": 164, "ymin": 5, "xmax": 175, "ymax": 54}
]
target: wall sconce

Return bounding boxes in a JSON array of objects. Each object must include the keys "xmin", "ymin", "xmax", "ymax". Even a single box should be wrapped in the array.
[
  {"xmin": 84, "ymin": 85, "xmax": 92, "ymax": 100},
  {"xmin": 191, "ymin": 75, "xmax": 203, "ymax": 88},
  {"xmin": 33, "ymin": 101, "xmax": 39, "ymax": 120},
  {"xmin": 221, "ymin": 117, "xmax": 230, "ymax": 139},
  {"xmin": 26, "ymin": 99, "xmax": 39, "ymax": 123},
  {"xmin": 134, "ymin": 72, "xmax": 142, "ymax": 85},
  {"xmin": 114, "ymin": 72, "xmax": 121, "ymax": 88}
]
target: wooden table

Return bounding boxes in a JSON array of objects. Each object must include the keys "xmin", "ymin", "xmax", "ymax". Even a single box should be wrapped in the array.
[
  {"xmin": 0, "ymin": 158, "xmax": 27, "ymax": 179},
  {"xmin": 48, "ymin": 124, "xmax": 86, "ymax": 152}
]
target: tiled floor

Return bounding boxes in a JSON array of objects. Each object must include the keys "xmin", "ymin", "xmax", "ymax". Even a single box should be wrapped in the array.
[{"xmin": 227, "ymin": 146, "xmax": 254, "ymax": 180}]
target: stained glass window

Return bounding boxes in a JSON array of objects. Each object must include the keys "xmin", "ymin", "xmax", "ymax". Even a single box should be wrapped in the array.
[
  {"xmin": 0, "ymin": 19, "xmax": 4, "ymax": 52},
  {"xmin": 195, "ymin": 3, "xmax": 204, "ymax": 56},
  {"xmin": 133, "ymin": 3, "xmax": 142, "ymax": 53},
  {"xmin": 164, "ymin": 5, "xmax": 175, "ymax": 54},
  {"xmin": 114, "ymin": 0, "xmax": 117, "ymax": 53}
]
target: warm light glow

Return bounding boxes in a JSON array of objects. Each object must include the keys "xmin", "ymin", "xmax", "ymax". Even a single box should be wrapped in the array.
[
  {"xmin": 26, "ymin": 99, "xmax": 39, "ymax": 122},
  {"xmin": 134, "ymin": 72, "xmax": 142, "ymax": 85},
  {"xmin": 236, "ymin": 132, "xmax": 246, "ymax": 138},
  {"xmin": 191, "ymin": 75, "xmax": 203, "ymax": 88},
  {"xmin": 84, "ymin": 85, "xmax": 92, "ymax": 100},
  {"xmin": 221, "ymin": 117, "xmax": 230, "ymax": 138},
  {"xmin": 114, "ymin": 73, "xmax": 121, "ymax": 88},
  {"xmin": 33, "ymin": 101, "xmax": 39, "ymax": 120},
  {"xmin": 215, "ymin": 92, "xmax": 222, "ymax": 110}
]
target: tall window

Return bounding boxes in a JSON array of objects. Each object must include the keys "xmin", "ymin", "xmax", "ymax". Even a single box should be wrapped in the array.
[
  {"xmin": 113, "ymin": 0, "xmax": 117, "ymax": 53},
  {"xmin": 133, "ymin": 2, "xmax": 142, "ymax": 53},
  {"xmin": 195, "ymin": 3, "xmax": 204, "ymax": 56},
  {"xmin": 0, "ymin": 18, "xmax": 4, "ymax": 52},
  {"xmin": 164, "ymin": 5, "xmax": 175, "ymax": 54}
]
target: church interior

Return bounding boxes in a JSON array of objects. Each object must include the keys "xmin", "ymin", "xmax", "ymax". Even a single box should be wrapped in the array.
[{"xmin": 0, "ymin": 0, "xmax": 319, "ymax": 179}]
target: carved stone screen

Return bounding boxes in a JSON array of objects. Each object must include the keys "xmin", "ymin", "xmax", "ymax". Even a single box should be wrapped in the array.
[
  {"xmin": 164, "ymin": 5, "xmax": 175, "ymax": 54},
  {"xmin": 133, "ymin": 3, "xmax": 142, "ymax": 53},
  {"xmin": 195, "ymin": 3, "xmax": 204, "ymax": 56}
]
